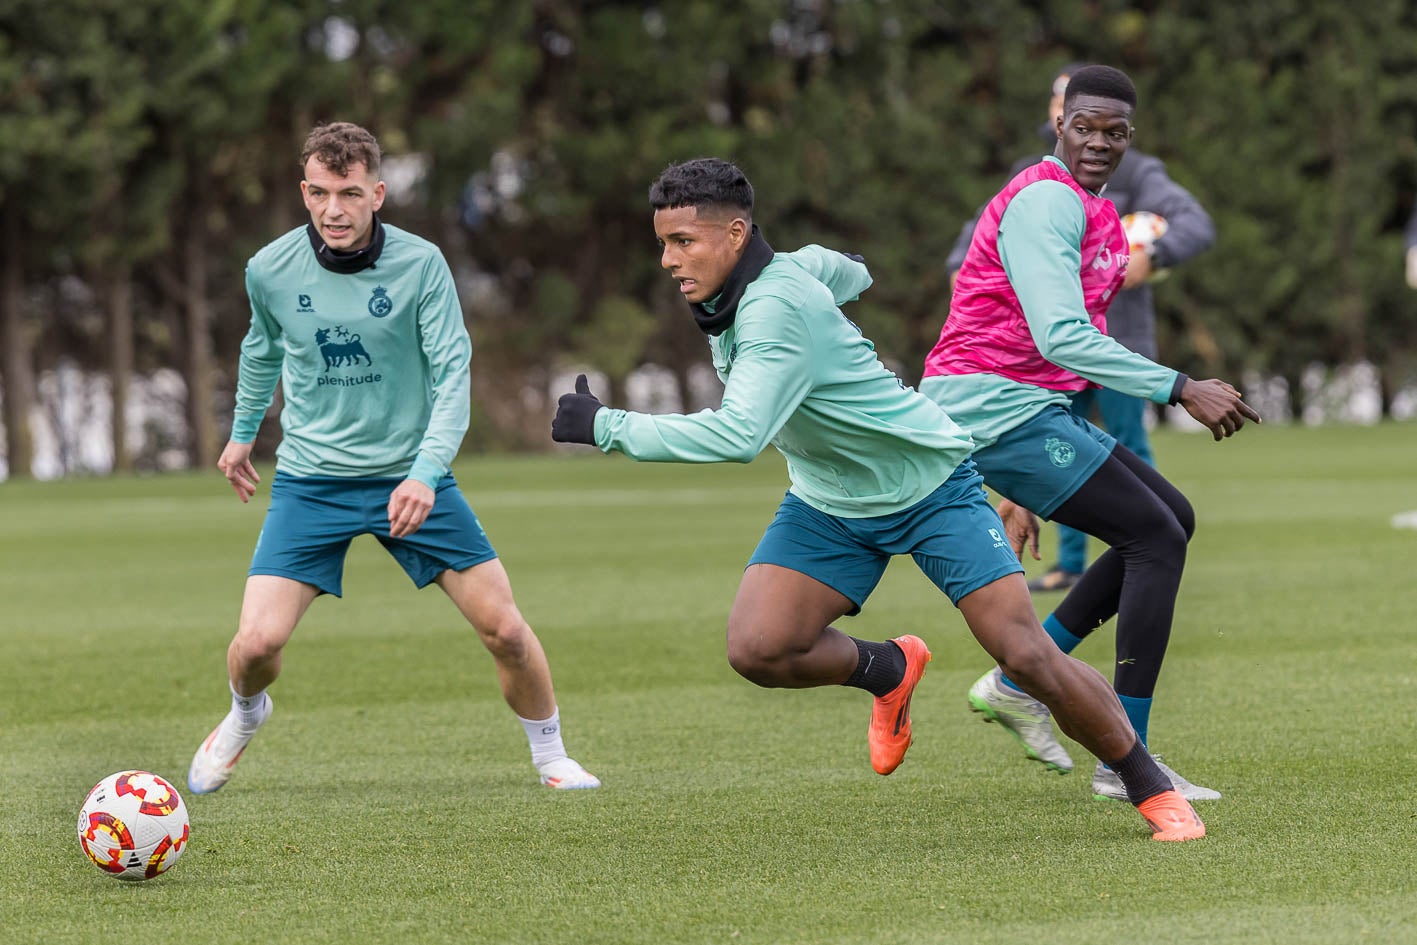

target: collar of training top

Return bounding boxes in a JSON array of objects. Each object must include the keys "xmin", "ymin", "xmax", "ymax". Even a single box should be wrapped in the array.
[
  {"xmin": 306, "ymin": 214, "xmax": 386, "ymax": 274},
  {"xmin": 691, "ymin": 225, "xmax": 775, "ymax": 336}
]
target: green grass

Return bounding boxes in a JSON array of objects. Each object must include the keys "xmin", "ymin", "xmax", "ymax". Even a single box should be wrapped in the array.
[{"xmin": 3, "ymin": 422, "xmax": 1417, "ymax": 944}]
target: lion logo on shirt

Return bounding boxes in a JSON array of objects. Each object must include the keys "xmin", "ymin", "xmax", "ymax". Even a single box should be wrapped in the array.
[
  {"xmin": 1044, "ymin": 437, "xmax": 1076, "ymax": 468},
  {"xmin": 315, "ymin": 327, "xmax": 373, "ymax": 371}
]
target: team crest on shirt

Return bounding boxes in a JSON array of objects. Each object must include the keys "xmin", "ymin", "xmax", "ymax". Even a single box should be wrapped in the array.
[
  {"xmin": 368, "ymin": 285, "xmax": 393, "ymax": 318},
  {"xmin": 1044, "ymin": 437, "xmax": 1076, "ymax": 468}
]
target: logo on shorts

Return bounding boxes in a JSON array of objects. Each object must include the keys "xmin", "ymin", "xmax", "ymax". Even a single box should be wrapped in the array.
[
  {"xmin": 1044, "ymin": 437, "xmax": 1076, "ymax": 468},
  {"xmin": 988, "ymin": 528, "xmax": 1008, "ymax": 549},
  {"xmin": 368, "ymin": 285, "xmax": 393, "ymax": 318}
]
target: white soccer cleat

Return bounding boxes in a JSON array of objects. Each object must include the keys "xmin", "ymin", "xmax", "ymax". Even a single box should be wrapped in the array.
[
  {"xmin": 967, "ymin": 667, "xmax": 1075, "ymax": 774},
  {"xmin": 187, "ymin": 696, "xmax": 272, "ymax": 795},
  {"xmin": 1091, "ymin": 754, "xmax": 1222, "ymax": 802},
  {"xmin": 538, "ymin": 757, "xmax": 601, "ymax": 790}
]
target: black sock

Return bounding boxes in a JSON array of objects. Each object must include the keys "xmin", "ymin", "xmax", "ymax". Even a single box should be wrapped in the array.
[
  {"xmin": 1107, "ymin": 739, "xmax": 1171, "ymax": 805},
  {"xmin": 843, "ymin": 638, "xmax": 906, "ymax": 697}
]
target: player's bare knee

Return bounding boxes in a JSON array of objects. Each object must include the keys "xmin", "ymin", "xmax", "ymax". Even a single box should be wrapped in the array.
[
  {"xmin": 475, "ymin": 610, "xmax": 533, "ymax": 662},
  {"xmin": 230, "ymin": 623, "xmax": 285, "ymax": 666},
  {"xmin": 724, "ymin": 630, "xmax": 791, "ymax": 686},
  {"xmin": 995, "ymin": 639, "xmax": 1057, "ymax": 693}
]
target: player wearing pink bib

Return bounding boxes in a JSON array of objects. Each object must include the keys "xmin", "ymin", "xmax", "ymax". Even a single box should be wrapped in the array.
[{"xmin": 920, "ymin": 66, "xmax": 1259, "ymax": 803}]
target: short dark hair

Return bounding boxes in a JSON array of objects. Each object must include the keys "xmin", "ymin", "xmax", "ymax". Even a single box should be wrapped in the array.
[
  {"xmin": 648, "ymin": 158, "xmax": 753, "ymax": 217},
  {"xmin": 301, "ymin": 122, "xmax": 381, "ymax": 176},
  {"xmin": 1062, "ymin": 65, "xmax": 1137, "ymax": 111}
]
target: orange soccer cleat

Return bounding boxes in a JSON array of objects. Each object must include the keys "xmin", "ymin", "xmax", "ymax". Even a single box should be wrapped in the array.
[
  {"xmin": 867, "ymin": 635, "xmax": 932, "ymax": 775},
  {"xmin": 1137, "ymin": 789, "xmax": 1207, "ymax": 842}
]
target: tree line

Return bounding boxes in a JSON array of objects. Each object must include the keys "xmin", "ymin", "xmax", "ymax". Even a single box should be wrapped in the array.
[{"xmin": 4, "ymin": 0, "xmax": 1416, "ymax": 477}]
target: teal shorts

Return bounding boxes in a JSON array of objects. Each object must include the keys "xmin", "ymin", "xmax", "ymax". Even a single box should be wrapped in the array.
[
  {"xmin": 747, "ymin": 460, "xmax": 1023, "ymax": 614},
  {"xmin": 249, "ymin": 473, "xmax": 497, "ymax": 597},
  {"xmin": 971, "ymin": 404, "xmax": 1116, "ymax": 518}
]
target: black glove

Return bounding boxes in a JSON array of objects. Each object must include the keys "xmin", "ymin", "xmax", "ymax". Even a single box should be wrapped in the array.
[{"xmin": 551, "ymin": 374, "xmax": 604, "ymax": 445}]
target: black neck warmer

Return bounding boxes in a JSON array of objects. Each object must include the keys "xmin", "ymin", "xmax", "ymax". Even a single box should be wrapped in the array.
[
  {"xmin": 690, "ymin": 225, "xmax": 775, "ymax": 336},
  {"xmin": 307, "ymin": 215, "xmax": 386, "ymax": 274}
]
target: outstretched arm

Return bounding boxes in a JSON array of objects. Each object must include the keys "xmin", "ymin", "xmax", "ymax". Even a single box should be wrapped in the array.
[{"xmin": 553, "ymin": 298, "xmax": 814, "ymax": 463}]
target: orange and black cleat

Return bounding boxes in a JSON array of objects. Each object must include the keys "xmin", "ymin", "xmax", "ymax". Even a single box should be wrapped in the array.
[
  {"xmin": 1137, "ymin": 789, "xmax": 1206, "ymax": 841},
  {"xmin": 868, "ymin": 635, "xmax": 932, "ymax": 775}
]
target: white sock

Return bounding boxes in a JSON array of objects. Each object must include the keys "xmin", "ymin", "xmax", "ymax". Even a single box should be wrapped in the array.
[
  {"xmin": 230, "ymin": 683, "xmax": 269, "ymax": 732},
  {"xmin": 519, "ymin": 710, "xmax": 567, "ymax": 769}
]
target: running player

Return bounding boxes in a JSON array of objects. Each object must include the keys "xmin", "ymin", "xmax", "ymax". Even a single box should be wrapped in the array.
[{"xmin": 552, "ymin": 156, "xmax": 1205, "ymax": 840}]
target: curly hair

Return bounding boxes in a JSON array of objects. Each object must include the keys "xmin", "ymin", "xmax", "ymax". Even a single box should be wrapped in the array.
[{"xmin": 300, "ymin": 122, "xmax": 381, "ymax": 176}]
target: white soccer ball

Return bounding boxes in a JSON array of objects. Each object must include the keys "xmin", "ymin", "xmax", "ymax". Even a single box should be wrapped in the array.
[
  {"xmin": 1122, "ymin": 211, "xmax": 1169, "ymax": 252},
  {"xmin": 77, "ymin": 770, "xmax": 190, "ymax": 881},
  {"xmin": 1121, "ymin": 211, "xmax": 1170, "ymax": 283}
]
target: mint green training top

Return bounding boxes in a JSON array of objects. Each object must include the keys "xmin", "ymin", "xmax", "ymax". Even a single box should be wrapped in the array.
[
  {"xmin": 593, "ymin": 246, "xmax": 975, "ymax": 518},
  {"xmin": 921, "ymin": 157, "xmax": 1179, "ymax": 450},
  {"xmin": 231, "ymin": 223, "xmax": 471, "ymax": 489}
]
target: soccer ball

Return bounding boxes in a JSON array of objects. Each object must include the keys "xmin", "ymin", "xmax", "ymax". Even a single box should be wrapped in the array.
[
  {"xmin": 77, "ymin": 771, "xmax": 190, "ymax": 881},
  {"xmin": 1122, "ymin": 211, "xmax": 1168, "ymax": 253},
  {"xmin": 1121, "ymin": 212, "xmax": 1170, "ymax": 283}
]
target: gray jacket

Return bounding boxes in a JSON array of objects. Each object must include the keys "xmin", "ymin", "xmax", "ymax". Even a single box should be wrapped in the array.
[{"xmin": 946, "ymin": 135, "xmax": 1214, "ymax": 360}]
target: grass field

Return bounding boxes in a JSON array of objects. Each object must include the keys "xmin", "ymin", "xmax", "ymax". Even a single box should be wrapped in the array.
[{"xmin": 3, "ymin": 422, "xmax": 1416, "ymax": 945}]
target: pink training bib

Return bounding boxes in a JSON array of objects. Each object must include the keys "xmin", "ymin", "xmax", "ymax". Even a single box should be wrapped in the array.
[{"xmin": 924, "ymin": 159, "xmax": 1128, "ymax": 391}]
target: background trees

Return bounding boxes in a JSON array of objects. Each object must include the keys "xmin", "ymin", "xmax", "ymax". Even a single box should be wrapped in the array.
[{"xmin": 3, "ymin": 0, "xmax": 1415, "ymax": 476}]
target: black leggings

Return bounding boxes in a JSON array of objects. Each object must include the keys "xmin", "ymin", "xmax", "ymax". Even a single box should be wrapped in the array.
[{"xmin": 1048, "ymin": 444, "xmax": 1195, "ymax": 700}]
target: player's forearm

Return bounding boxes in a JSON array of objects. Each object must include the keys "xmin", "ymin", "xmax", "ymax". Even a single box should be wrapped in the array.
[
  {"xmin": 594, "ymin": 406, "xmax": 770, "ymax": 463},
  {"xmin": 1033, "ymin": 320, "xmax": 1178, "ymax": 403},
  {"xmin": 231, "ymin": 352, "xmax": 282, "ymax": 443},
  {"xmin": 409, "ymin": 367, "xmax": 470, "ymax": 487}
]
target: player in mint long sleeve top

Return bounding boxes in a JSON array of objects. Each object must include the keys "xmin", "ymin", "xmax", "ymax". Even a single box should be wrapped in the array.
[
  {"xmin": 920, "ymin": 66, "xmax": 1256, "ymax": 804},
  {"xmin": 232, "ymin": 223, "xmax": 469, "ymax": 489},
  {"xmin": 188, "ymin": 122, "xmax": 599, "ymax": 799},
  {"xmin": 552, "ymin": 157, "xmax": 1209, "ymax": 841}
]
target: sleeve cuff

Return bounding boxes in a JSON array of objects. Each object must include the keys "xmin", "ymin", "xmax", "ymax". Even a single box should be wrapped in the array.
[
  {"xmin": 230, "ymin": 413, "xmax": 264, "ymax": 444},
  {"xmin": 592, "ymin": 407, "xmax": 617, "ymax": 452},
  {"xmin": 408, "ymin": 453, "xmax": 448, "ymax": 490},
  {"xmin": 1166, "ymin": 373, "xmax": 1189, "ymax": 406}
]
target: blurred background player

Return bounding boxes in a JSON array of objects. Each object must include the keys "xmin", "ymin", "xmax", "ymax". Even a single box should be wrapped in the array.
[
  {"xmin": 945, "ymin": 63, "xmax": 1216, "ymax": 593},
  {"xmin": 187, "ymin": 122, "xmax": 599, "ymax": 795},
  {"xmin": 921, "ymin": 66, "xmax": 1258, "ymax": 802},
  {"xmin": 552, "ymin": 157, "xmax": 1206, "ymax": 841}
]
